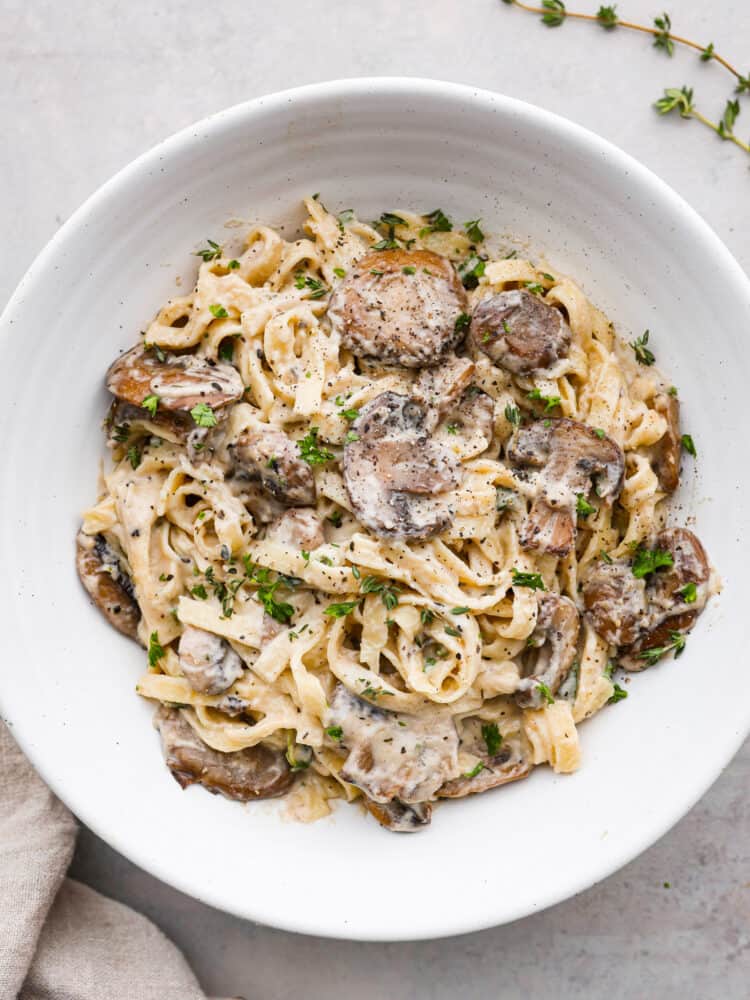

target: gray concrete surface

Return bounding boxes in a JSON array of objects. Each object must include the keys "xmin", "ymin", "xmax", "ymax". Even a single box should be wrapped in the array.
[{"xmin": 1, "ymin": 0, "xmax": 748, "ymax": 996}]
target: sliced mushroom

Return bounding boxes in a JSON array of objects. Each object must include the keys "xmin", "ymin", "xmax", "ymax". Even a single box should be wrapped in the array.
[
  {"xmin": 507, "ymin": 418, "xmax": 625, "ymax": 556},
  {"xmin": 471, "ymin": 290, "xmax": 571, "ymax": 374},
  {"xmin": 229, "ymin": 426, "xmax": 316, "ymax": 506},
  {"xmin": 327, "ymin": 684, "xmax": 459, "ymax": 805},
  {"xmin": 440, "ymin": 388, "xmax": 495, "ymax": 453},
  {"xmin": 105, "ymin": 399, "xmax": 192, "ymax": 446},
  {"xmin": 177, "ymin": 625, "xmax": 244, "ymax": 695},
  {"xmin": 328, "ymin": 249, "xmax": 468, "ymax": 367},
  {"xmin": 265, "ymin": 508, "xmax": 325, "ymax": 551},
  {"xmin": 106, "ymin": 345, "xmax": 243, "ymax": 412},
  {"xmin": 652, "ymin": 392, "xmax": 681, "ymax": 493},
  {"xmin": 343, "ymin": 392, "xmax": 462, "ymax": 539},
  {"xmin": 514, "ymin": 592, "xmax": 580, "ymax": 709},
  {"xmin": 581, "ymin": 560, "xmax": 647, "ymax": 647},
  {"xmin": 153, "ymin": 705, "xmax": 293, "ymax": 800},
  {"xmin": 362, "ymin": 797, "xmax": 432, "ymax": 833},
  {"xmin": 438, "ymin": 719, "xmax": 531, "ymax": 798},
  {"xmin": 583, "ymin": 527, "xmax": 711, "ymax": 670},
  {"xmin": 76, "ymin": 530, "xmax": 141, "ymax": 640},
  {"xmin": 412, "ymin": 355, "xmax": 476, "ymax": 429}
]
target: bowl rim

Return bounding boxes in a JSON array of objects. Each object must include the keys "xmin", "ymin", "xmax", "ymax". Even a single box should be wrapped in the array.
[{"xmin": 2, "ymin": 76, "xmax": 749, "ymax": 941}]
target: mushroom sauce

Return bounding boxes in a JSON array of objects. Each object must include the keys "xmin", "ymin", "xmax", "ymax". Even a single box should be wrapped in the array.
[{"xmin": 78, "ymin": 198, "xmax": 718, "ymax": 831}]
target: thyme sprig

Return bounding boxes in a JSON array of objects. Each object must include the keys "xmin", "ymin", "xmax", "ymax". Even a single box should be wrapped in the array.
[{"xmin": 501, "ymin": 2, "xmax": 750, "ymax": 160}]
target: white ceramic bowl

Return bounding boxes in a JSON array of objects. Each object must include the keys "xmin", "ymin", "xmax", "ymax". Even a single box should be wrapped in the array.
[{"xmin": 1, "ymin": 78, "xmax": 748, "ymax": 941}]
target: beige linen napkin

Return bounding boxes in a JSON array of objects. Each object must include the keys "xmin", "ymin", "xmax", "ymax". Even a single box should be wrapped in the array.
[{"xmin": 0, "ymin": 720, "xmax": 210, "ymax": 1000}]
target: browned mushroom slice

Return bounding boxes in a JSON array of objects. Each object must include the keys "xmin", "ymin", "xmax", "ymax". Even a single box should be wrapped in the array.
[
  {"xmin": 343, "ymin": 392, "xmax": 462, "ymax": 539},
  {"xmin": 153, "ymin": 706, "xmax": 293, "ymax": 800},
  {"xmin": 76, "ymin": 530, "xmax": 141, "ymax": 641},
  {"xmin": 582, "ymin": 560, "xmax": 648, "ymax": 647},
  {"xmin": 362, "ymin": 797, "xmax": 432, "ymax": 832},
  {"xmin": 412, "ymin": 355, "xmax": 476, "ymax": 428},
  {"xmin": 583, "ymin": 527, "xmax": 711, "ymax": 670},
  {"xmin": 105, "ymin": 399, "xmax": 192, "ymax": 446},
  {"xmin": 229, "ymin": 426, "xmax": 316, "ymax": 506},
  {"xmin": 439, "ymin": 720, "xmax": 530, "ymax": 798},
  {"xmin": 652, "ymin": 392, "xmax": 681, "ymax": 493},
  {"xmin": 106, "ymin": 345, "xmax": 243, "ymax": 412},
  {"xmin": 327, "ymin": 249, "xmax": 468, "ymax": 367},
  {"xmin": 327, "ymin": 684, "xmax": 459, "ymax": 804},
  {"xmin": 514, "ymin": 592, "xmax": 580, "ymax": 709},
  {"xmin": 265, "ymin": 508, "xmax": 325, "ymax": 551},
  {"xmin": 507, "ymin": 418, "xmax": 625, "ymax": 556},
  {"xmin": 178, "ymin": 626, "xmax": 244, "ymax": 695},
  {"xmin": 471, "ymin": 290, "xmax": 571, "ymax": 374}
]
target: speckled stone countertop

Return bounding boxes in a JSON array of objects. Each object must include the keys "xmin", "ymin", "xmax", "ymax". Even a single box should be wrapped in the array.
[{"xmin": 1, "ymin": 0, "xmax": 748, "ymax": 995}]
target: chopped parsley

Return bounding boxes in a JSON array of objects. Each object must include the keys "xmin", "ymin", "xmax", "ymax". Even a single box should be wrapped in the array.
[
  {"xmin": 127, "ymin": 444, "xmax": 141, "ymax": 469},
  {"xmin": 511, "ymin": 568, "xmax": 546, "ymax": 590},
  {"xmin": 594, "ymin": 427, "xmax": 606, "ymax": 439},
  {"xmin": 420, "ymin": 608, "xmax": 435, "ymax": 626},
  {"xmin": 294, "ymin": 273, "xmax": 329, "ymax": 299},
  {"xmin": 481, "ymin": 722, "xmax": 502, "ymax": 756},
  {"xmin": 372, "ymin": 238, "xmax": 400, "ymax": 251},
  {"xmin": 463, "ymin": 761, "xmax": 485, "ymax": 779},
  {"xmin": 147, "ymin": 631, "xmax": 166, "ymax": 667},
  {"xmin": 527, "ymin": 387, "xmax": 561, "ymax": 411},
  {"xmin": 328, "ymin": 510, "xmax": 343, "ymax": 528},
  {"xmin": 451, "ymin": 606, "xmax": 469, "ymax": 615},
  {"xmin": 630, "ymin": 330, "xmax": 655, "ymax": 365},
  {"xmin": 525, "ymin": 281, "xmax": 545, "ymax": 295},
  {"xmin": 419, "ymin": 208, "xmax": 453, "ymax": 237},
  {"xmin": 361, "ymin": 575, "xmax": 400, "ymax": 610},
  {"xmin": 458, "ymin": 254, "xmax": 486, "ymax": 289},
  {"xmin": 194, "ymin": 239, "xmax": 222, "ymax": 262},
  {"xmin": 576, "ymin": 494, "xmax": 596, "ymax": 517},
  {"xmin": 324, "ymin": 600, "xmax": 360, "ymax": 619},
  {"xmin": 464, "ymin": 219, "xmax": 485, "ymax": 243},
  {"xmin": 600, "ymin": 549, "xmax": 613, "ymax": 564},
  {"xmin": 209, "ymin": 303, "xmax": 228, "ymax": 318},
  {"xmin": 344, "ymin": 430, "xmax": 359, "ymax": 443},
  {"xmin": 191, "ymin": 583, "xmax": 208, "ymax": 600},
  {"xmin": 190, "ymin": 403, "xmax": 217, "ymax": 428},
  {"xmin": 632, "ymin": 546, "xmax": 674, "ymax": 579},
  {"xmin": 536, "ymin": 682, "xmax": 555, "ymax": 706},
  {"xmin": 402, "ymin": 265, "xmax": 417, "ymax": 275},
  {"xmin": 218, "ymin": 336, "xmax": 238, "ymax": 362},
  {"xmin": 445, "ymin": 422, "xmax": 459, "ymax": 435},
  {"xmin": 505, "ymin": 403, "xmax": 522, "ymax": 426},
  {"xmin": 297, "ymin": 427, "xmax": 334, "ymax": 465},
  {"xmin": 677, "ymin": 581, "xmax": 697, "ymax": 603},
  {"xmin": 380, "ymin": 212, "xmax": 406, "ymax": 230},
  {"xmin": 227, "ymin": 259, "xmax": 240, "ymax": 270},
  {"xmin": 141, "ymin": 394, "xmax": 159, "ymax": 416},
  {"xmin": 454, "ymin": 312, "xmax": 471, "ymax": 334},
  {"xmin": 325, "ymin": 725, "xmax": 343, "ymax": 741},
  {"xmin": 608, "ymin": 683, "xmax": 629, "ymax": 703},
  {"xmin": 681, "ymin": 433, "xmax": 697, "ymax": 457},
  {"xmin": 444, "ymin": 625, "xmax": 461, "ymax": 637},
  {"xmin": 333, "ymin": 267, "xmax": 346, "ymax": 278}
]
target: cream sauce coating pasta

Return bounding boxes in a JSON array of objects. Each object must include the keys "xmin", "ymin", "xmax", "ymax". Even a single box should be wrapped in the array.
[{"xmin": 78, "ymin": 198, "xmax": 717, "ymax": 831}]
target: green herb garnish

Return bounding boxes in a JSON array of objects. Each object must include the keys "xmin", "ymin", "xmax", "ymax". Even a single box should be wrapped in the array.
[
  {"xmin": 297, "ymin": 427, "xmax": 334, "ymax": 465},
  {"xmin": 511, "ymin": 569, "xmax": 546, "ymax": 590},
  {"xmin": 190, "ymin": 403, "xmax": 217, "ymax": 428}
]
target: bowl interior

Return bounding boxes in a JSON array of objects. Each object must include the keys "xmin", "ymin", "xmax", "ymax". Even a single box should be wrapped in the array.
[{"xmin": 1, "ymin": 79, "xmax": 748, "ymax": 941}]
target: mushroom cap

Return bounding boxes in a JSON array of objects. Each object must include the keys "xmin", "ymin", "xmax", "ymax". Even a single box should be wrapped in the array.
[
  {"xmin": 343, "ymin": 392, "xmax": 463, "ymax": 539},
  {"xmin": 583, "ymin": 527, "xmax": 711, "ymax": 667},
  {"xmin": 327, "ymin": 684, "xmax": 459, "ymax": 805},
  {"xmin": 412, "ymin": 355, "xmax": 476, "ymax": 429},
  {"xmin": 177, "ymin": 625, "xmax": 244, "ymax": 695},
  {"xmin": 471, "ymin": 290, "xmax": 572, "ymax": 375},
  {"xmin": 362, "ymin": 797, "xmax": 432, "ymax": 832},
  {"xmin": 507, "ymin": 418, "xmax": 625, "ymax": 556},
  {"xmin": 438, "ymin": 718, "xmax": 530, "ymax": 798},
  {"xmin": 229, "ymin": 425, "xmax": 317, "ymax": 507},
  {"xmin": 514, "ymin": 592, "xmax": 581, "ymax": 709},
  {"xmin": 76, "ymin": 531, "xmax": 141, "ymax": 641},
  {"xmin": 327, "ymin": 249, "xmax": 468, "ymax": 367},
  {"xmin": 106, "ymin": 345, "xmax": 243, "ymax": 412},
  {"xmin": 652, "ymin": 392, "xmax": 682, "ymax": 493},
  {"xmin": 153, "ymin": 706, "xmax": 294, "ymax": 801}
]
